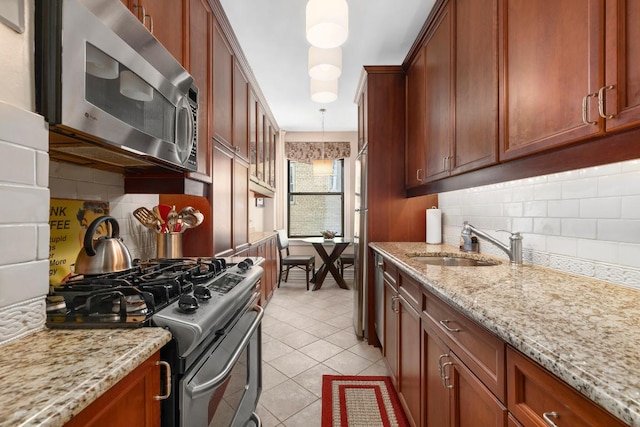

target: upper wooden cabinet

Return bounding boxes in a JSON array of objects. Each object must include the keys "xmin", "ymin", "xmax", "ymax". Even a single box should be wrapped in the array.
[
  {"xmin": 187, "ymin": 0, "xmax": 213, "ymax": 182},
  {"xmin": 213, "ymin": 21, "xmax": 234, "ymax": 148},
  {"xmin": 405, "ymin": 45, "xmax": 427, "ymax": 189},
  {"xmin": 500, "ymin": 0, "xmax": 603, "ymax": 160},
  {"xmin": 423, "ymin": 2, "xmax": 452, "ymax": 183},
  {"xmin": 233, "ymin": 62, "xmax": 250, "ymax": 160},
  {"xmin": 406, "ymin": 0, "xmax": 497, "ymax": 186},
  {"xmin": 451, "ymin": 0, "xmax": 498, "ymax": 175},
  {"xmin": 500, "ymin": 0, "xmax": 640, "ymax": 160},
  {"xmin": 602, "ymin": 0, "xmax": 640, "ymax": 133},
  {"xmin": 405, "ymin": 0, "xmax": 640, "ymax": 196},
  {"xmin": 121, "ymin": 0, "xmax": 186, "ymax": 65}
]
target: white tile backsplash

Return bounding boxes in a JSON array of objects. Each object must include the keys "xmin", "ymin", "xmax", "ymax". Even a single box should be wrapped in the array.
[{"xmin": 440, "ymin": 158, "xmax": 640, "ymax": 290}]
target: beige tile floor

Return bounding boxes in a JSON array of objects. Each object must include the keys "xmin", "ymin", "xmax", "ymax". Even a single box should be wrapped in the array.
[{"xmin": 256, "ymin": 269, "xmax": 389, "ymax": 427}]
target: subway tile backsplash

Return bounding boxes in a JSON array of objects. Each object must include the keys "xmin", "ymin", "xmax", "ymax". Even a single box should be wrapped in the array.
[
  {"xmin": 0, "ymin": 102, "xmax": 159, "ymax": 345},
  {"xmin": 440, "ymin": 159, "xmax": 640, "ymax": 290}
]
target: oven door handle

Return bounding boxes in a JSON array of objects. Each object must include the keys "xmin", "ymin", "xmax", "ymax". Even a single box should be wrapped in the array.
[{"xmin": 187, "ymin": 304, "xmax": 264, "ymax": 398}]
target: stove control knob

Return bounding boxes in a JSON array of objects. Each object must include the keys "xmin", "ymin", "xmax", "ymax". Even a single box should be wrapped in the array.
[
  {"xmin": 178, "ymin": 294, "xmax": 199, "ymax": 313},
  {"xmin": 194, "ymin": 285, "xmax": 212, "ymax": 300},
  {"xmin": 237, "ymin": 261, "xmax": 250, "ymax": 272}
]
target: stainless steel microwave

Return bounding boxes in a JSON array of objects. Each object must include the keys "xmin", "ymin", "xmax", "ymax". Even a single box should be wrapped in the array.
[{"xmin": 35, "ymin": 0, "xmax": 198, "ymax": 172}]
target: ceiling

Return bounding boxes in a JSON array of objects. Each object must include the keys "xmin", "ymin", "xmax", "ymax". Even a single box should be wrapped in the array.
[{"xmin": 218, "ymin": 0, "xmax": 436, "ymax": 132}]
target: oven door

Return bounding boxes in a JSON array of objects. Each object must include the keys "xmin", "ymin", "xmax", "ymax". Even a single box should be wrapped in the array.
[{"xmin": 180, "ymin": 305, "xmax": 263, "ymax": 427}]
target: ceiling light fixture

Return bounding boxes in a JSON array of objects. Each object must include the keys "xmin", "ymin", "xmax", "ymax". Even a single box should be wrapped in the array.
[
  {"xmin": 306, "ymin": 0, "xmax": 349, "ymax": 49},
  {"xmin": 310, "ymin": 78, "xmax": 338, "ymax": 103},
  {"xmin": 308, "ymin": 46, "xmax": 342, "ymax": 81},
  {"xmin": 313, "ymin": 108, "xmax": 333, "ymax": 176}
]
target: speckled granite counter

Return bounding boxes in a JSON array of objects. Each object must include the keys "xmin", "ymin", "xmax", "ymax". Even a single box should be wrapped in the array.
[
  {"xmin": 370, "ymin": 242, "xmax": 640, "ymax": 426},
  {"xmin": 249, "ymin": 231, "xmax": 277, "ymax": 245},
  {"xmin": 0, "ymin": 327, "xmax": 172, "ymax": 427}
]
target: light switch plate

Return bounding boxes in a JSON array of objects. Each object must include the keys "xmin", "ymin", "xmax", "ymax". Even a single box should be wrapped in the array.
[{"xmin": 0, "ymin": 0, "xmax": 24, "ymax": 34}]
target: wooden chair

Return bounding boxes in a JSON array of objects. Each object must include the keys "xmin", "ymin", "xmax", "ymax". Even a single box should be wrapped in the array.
[
  {"xmin": 275, "ymin": 229, "xmax": 315, "ymax": 290},
  {"xmin": 337, "ymin": 253, "xmax": 354, "ymax": 277}
]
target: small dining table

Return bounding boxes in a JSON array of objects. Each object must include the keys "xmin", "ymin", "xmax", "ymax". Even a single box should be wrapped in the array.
[{"xmin": 303, "ymin": 237, "xmax": 352, "ymax": 291}]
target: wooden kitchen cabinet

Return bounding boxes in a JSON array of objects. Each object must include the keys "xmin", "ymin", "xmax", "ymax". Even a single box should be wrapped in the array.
[
  {"xmin": 383, "ymin": 262, "xmax": 399, "ymax": 385},
  {"xmin": 406, "ymin": 0, "xmax": 497, "ymax": 186},
  {"xmin": 121, "ymin": 0, "xmax": 186, "ymax": 65},
  {"xmin": 187, "ymin": 0, "xmax": 213, "ymax": 182},
  {"xmin": 507, "ymin": 347, "xmax": 626, "ymax": 427},
  {"xmin": 602, "ymin": 0, "xmax": 640, "ymax": 133},
  {"xmin": 356, "ymin": 66, "xmax": 439, "ymax": 346},
  {"xmin": 249, "ymin": 235, "xmax": 278, "ymax": 306},
  {"xmin": 422, "ymin": 285, "xmax": 507, "ymax": 427},
  {"xmin": 422, "ymin": 1, "xmax": 452, "ymax": 183},
  {"xmin": 213, "ymin": 140, "xmax": 234, "ymax": 257},
  {"xmin": 500, "ymin": 0, "xmax": 602, "ymax": 160},
  {"xmin": 450, "ymin": 0, "xmax": 498, "ymax": 175},
  {"xmin": 233, "ymin": 62, "xmax": 250, "ymax": 160},
  {"xmin": 405, "ymin": 45, "xmax": 427, "ymax": 189},
  {"xmin": 398, "ymin": 273, "xmax": 422, "ymax": 427},
  {"xmin": 213, "ymin": 20, "xmax": 234, "ymax": 148},
  {"xmin": 65, "ymin": 351, "xmax": 164, "ymax": 427},
  {"xmin": 213, "ymin": 139, "xmax": 249, "ymax": 257}
]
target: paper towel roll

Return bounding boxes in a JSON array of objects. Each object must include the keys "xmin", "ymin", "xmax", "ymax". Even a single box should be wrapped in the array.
[{"xmin": 426, "ymin": 207, "xmax": 442, "ymax": 244}]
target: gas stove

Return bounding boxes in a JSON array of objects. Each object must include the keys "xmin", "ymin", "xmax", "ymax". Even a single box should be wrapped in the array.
[{"xmin": 46, "ymin": 257, "xmax": 263, "ymax": 334}]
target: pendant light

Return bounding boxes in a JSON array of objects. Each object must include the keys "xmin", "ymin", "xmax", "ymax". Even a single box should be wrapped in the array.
[
  {"xmin": 310, "ymin": 78, "xmax": 338, "ymax": 103},
  {"xmin": 313, "ymin": 109, "xmax": 333, "ymax": 176},
  {"xmin": 306, "ymin": 0, "xmax": 349, "ymax": 49},
  {"xmin": 308, "ymin": 46, "xmax": 342, "ymax": 81}
]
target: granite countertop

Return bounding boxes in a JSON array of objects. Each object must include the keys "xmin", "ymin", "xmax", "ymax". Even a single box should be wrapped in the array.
[
  {"xmin": 249, "ymin": 231, "xmax": 277, "ymax": 245},
  {"xmin": 0, "ymin": 327, "xmax": 172, "ymax": 427},
  {"xmin": 370, "ymin": 242, "xmax": 640, "ymax": 426}
]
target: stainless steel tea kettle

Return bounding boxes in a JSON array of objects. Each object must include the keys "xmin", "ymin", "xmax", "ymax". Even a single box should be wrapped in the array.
[{"xmin": 74, "ymin": 216, "xmax": 133, "ymax": 275}]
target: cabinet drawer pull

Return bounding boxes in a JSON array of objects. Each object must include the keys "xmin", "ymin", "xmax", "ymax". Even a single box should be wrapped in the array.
[
  {"xmin": 439, "ymin": 319, "xmax": 461, "ymax": 333},
  {"xmin": 598, "ymin": 85, "xmax": 615, "ymax": 119},
  {"xmin": 144, "ymin": 14, "xmax": 154, "ymax": 34},
  {"xmin": 581, "ymin": 92, "xmax": 598, "ymax": 125},
  {"xmin": 133, "ymin": 4, "xmax": 145, "ymax": 22},
  {"xmin": 154, "ymin": 360, "xmax": 172, "ymax": 400},
  {"xmin": 542, "ymin": 411, "xmax": 559, "ymax": 427}
]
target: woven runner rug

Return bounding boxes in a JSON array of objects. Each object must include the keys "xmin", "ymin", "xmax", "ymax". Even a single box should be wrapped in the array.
[{"xmin": 321, "ymin": 375, "xmax": 409, "ymax": 427}]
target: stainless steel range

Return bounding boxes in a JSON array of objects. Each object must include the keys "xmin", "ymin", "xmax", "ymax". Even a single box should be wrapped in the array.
[{"xmin": 47, "ymin": 257, "xmax": 264, "ymax": 427}]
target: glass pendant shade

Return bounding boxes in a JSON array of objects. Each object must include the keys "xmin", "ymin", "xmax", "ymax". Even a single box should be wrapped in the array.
[
  {"xmin": 310, "ymin": 78, "xmax": 338, "ymax": 103},
  {"xmin": 306, "ymin": 0, "xmax": 349, "ymax": 49},
  {"xmin": 308, "ymin": 46, "xmax": 342, "ymax": 81},
  {"xmin": 312, "ymin": 159, "xmax": 333, "ymax": 175}
]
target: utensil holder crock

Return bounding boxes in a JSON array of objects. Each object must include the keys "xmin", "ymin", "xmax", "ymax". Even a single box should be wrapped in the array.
[{"xmin": 157, "ymin": 232, "xmax": 183, "ymax": 258}]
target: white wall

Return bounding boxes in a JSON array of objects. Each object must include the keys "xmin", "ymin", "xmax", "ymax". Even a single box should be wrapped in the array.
[{"xmin": 440, "ymin": 159, "xmax": 640, "ymax": 290}]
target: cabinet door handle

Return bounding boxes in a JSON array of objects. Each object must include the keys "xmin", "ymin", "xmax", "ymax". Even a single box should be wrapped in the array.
[
  {"xmin": 133, "ymin": 4, "xmax": 145, "ymax": 22},
  {"xmin": 416, "ymin": 168, "xmax": 423, "ymax": 182},
  {"xmin": 441, "ymin": 361, "xmax": 454, "ymax": 389},
  {"xmin": 143, "ymin": 13, "xmax": 154, "ymax": 34},
  {"xmin": 154, "ymin": 360, "xmax": 172, "ymax": 400},
  {"xmin": 598, "ymin": 85, "xmax": 615, "ymax": 119},
  {"xmin": 581, "ymin": 93, "xmax": 598, "ymax": 125},
  {"xmin": 439, "ymin": 319, "xmax": 461, "ymax": 333},
  {"xmin": 391, "ymin": 295, "xmax": 399, "ymax": 313},
  {"xmin": 542, "ymin": 411, "xmax": 559, "ymax": 427},
  {"xmin": 437, "ymin": 353, "xmax": 449, "ymax": 379}
]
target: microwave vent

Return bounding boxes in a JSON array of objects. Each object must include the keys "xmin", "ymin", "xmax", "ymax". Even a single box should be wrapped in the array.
[{"xmin": 50, "ymin": 145, "xmax": 154, "ymax": 168}]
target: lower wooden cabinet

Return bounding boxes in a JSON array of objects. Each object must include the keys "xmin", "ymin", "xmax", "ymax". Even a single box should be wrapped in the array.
[
  {"xmin": 378, "ymin": 253, "xmax": 627, "ymax": 427},
  {"xmin": 422, "ymin": 314, "xmax": 506, "ymax": 427},
  {"xmin": 398, "ymin": 293, "xmax": 421, "ymax": 427},
  {"xmin": 507, "ymin": 347, "xmax": 626, "ymax": 427},
  {"xmin": 65, "ymin": 351, "xmax": 164, "ymax": 427},
  {"xmin": 248, "ymin": 234, "xmax": 278, "ymax": 307}
]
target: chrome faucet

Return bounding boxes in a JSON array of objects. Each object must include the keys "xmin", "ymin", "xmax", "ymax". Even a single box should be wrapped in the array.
[{"xmin": 460, "ymin": 221, "xmax": 523, "ymax": 266}]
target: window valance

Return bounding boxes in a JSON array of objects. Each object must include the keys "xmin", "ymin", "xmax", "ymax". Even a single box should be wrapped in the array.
[{"xmin": 285, "ymin": 141, "xmax": 351, "ymax": 163}]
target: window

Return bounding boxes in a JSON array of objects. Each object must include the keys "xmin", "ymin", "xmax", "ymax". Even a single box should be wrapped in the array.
[{"xmin": 287, "ymin": 159, "xmax": 344, "ymax": 237}]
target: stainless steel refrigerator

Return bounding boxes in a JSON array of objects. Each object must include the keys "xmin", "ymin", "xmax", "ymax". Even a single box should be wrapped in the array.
[{"xmin": 353, "ymin": 147, "xmax": 367, "ymax": 339}]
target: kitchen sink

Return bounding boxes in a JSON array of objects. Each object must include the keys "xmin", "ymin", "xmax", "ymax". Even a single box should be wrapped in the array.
[{"xmin": 408, "ymin": 255, "xmax": 500, "ymax": 267}]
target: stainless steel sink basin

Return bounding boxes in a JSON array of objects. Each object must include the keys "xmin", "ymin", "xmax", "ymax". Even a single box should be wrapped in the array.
[{"xmin": 409, "ymin": 256, "xmax": 500, "ymax": 267}]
